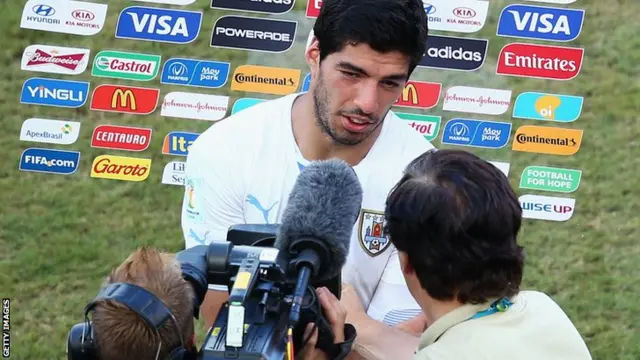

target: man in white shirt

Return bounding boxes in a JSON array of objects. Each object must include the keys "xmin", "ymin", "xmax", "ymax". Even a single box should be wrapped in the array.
[
  {"xmin": 379, "ymin": 149, "xmax": 593, "ymax": 360},
  {"xmin": 181, "ymin": 0, "xmax": 432, "ymax": 357}
]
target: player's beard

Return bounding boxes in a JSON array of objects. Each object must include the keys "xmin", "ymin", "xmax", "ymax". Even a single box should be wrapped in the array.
[{"xmin": 312, "ymin": 67, "xmax": 384, "ymax": 146}]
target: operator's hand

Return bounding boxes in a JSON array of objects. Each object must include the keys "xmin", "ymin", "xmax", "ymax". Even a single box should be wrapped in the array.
[
  {"xmin": 296, "ymin": 323, "xmax": 330, "ymax": 360},
  {"xmin": 296, "ymin": 287, "xmax": 347, "ymax": 360}
]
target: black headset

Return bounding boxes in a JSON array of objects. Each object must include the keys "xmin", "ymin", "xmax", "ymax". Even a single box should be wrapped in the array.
[{"xmin": 66, "ymin": 282, "xmax": 198, "ymax": 360}]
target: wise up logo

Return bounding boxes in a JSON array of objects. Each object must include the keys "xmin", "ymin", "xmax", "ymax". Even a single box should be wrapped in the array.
[
  {"xmin": 519, "ymin": 194, "xmax": 575, "ymax": 222},
  {"xmin": 20, "ymin": 77, "xmax": 89, "ymax": 108},
  {"xmin": 211, "ymin": 15, "xmax": 297, "ymax": 53},
  {"xmin": 442, "ymin": 118, "xmax": 512, "ymax": 148},
  {"xmin": 115, "ymin": 6, "xmax": 203, "ymax": 44},
  {"xmin": 497, "ymin": 4, "xmax": 585, "ymax": 42},
  {"xmin": 513, "ymin": 92, "xmax": 583, "ymax": 122},
  {"xmin": 418, "ymin": 35, "xmax": 488, "ymax": 71},
  {"xmin": 161, "ymin": 58, "xmax": 230, "ymax": 88},
  {"xmin": 19, "ymin": 147, "xmax": 80, "ymax": 175}
]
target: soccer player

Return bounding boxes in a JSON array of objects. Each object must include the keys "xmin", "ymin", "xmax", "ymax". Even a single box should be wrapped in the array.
[{"xmin": 181, "ymin": 0, "xmax": 432, "ymax": 357}]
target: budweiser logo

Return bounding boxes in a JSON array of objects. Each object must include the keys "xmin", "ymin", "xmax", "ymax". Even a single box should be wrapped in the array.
[{"xmin": 25, "ymin": 49, "xmax": 86, "ymax": 70}]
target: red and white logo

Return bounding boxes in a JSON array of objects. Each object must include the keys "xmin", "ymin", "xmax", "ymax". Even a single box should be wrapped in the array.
[
  {"xmin": 496, "ymin": 43, "xmax": 584, "ymax": 80},
  {"xmin": 21, "ymin": 45, "xmax": 90, "ymax": 75},
  {"xmin": 306, "ymin": 0, "xmax": 322, "ymax": 18},
  {"xmin": 91, "ymin": 124, "xmax": 152, "ymax": 151},
  {"xmin": 443, "ymin": 86, "xmax": 512, "ymax": 115},
  {"xmin": 161, "ymin": 92, "xmax": 229, "ymax": 121},
  {"xmin": 423, "ymin": 0, "xmax": 489, "ymax": 33},
  {"xmin": 394, "ymin": 81, "xmax": 441, "ymax": 109}
]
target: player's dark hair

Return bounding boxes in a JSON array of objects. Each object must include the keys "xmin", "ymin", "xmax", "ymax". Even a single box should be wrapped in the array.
[
  {"xmin": 313, "ymin": 0, "xmax": 428, "ymax": 76},
  {"xmin": 384, "ymin": 149, "xmax": 525, "ymax": 304}
]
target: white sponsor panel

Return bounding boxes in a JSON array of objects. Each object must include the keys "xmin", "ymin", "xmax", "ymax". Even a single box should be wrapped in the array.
[
  {"xmin": 161, "ymin": 92, "xmax": 229, "ymax": 121},
  {"xmin": 488, "ymin": 161, "xmax": 510, "ymax": 177},
  {"xmin": 423, "ymin": 0, "xmax": 490, "ymax": 33},
  {"xmin": 20, "ymin": 0, "xmax": 107, "ymax": 36},
  {"xmin": 525, "ymin": 0, "xmax": 576, "ymax": 4},
  {"xmin": 519, "ymin": 194, "xmax": 576, "ymax": 222},
  {"xmin": 443, "ymin": 86, "xmax": 512, "ymax": 115},
  {"xmin": 132, "ymin": 0, "xmax": 196, "ymax": 4},
  {"xmin": 20, "ymin": 118, "xmax": 81, "ymax": 145},
  {"xmin": 162, "ymin": 161, "xmax": 186, "ymax": 186},
  {"xmin": 21, "ymin": 45, "xmax": 90, "ymax": 75}
]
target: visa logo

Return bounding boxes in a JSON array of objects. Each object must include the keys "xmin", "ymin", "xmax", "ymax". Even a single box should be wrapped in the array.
[
  {"xmin": 115, "ymin": 6, "xmax": 203, "ymax": 44},
  {"xmin": 162, "ymin": 131, "xmax": 199, "ymax": 156},
  {"xmin": 19, "ymin": 147, "xmax": 80, "ymax": 175},
  {"xmin": 497, "ymin": 4, "xmax": 585, "ymax": 42},
  {"xmin": 20, "ymin": 77, "xmax": 89, "ymax": 108}
]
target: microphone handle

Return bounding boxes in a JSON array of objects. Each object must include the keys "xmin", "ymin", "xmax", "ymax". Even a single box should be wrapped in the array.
[{"xmin": 289, "ymin": 265, "xmax": 312, "ymax": 327}]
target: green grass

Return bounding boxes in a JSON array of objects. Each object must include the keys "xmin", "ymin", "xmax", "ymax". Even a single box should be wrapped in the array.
[{"xmin": 1, "ymin": 0, "xmax": 638, "ymax": 359}]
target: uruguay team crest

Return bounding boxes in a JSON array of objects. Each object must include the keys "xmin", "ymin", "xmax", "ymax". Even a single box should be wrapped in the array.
[{"xmin": 358, "ymin": 209, "xmax": 391, "ymax": 257}]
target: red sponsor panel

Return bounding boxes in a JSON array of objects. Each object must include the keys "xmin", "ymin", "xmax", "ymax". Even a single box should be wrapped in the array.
[
  {"xmin": 91, "ymin": 125, "xmax": 152, "ymax": 151},
  {"xmin": 26, "ymin": 49, "xmax": 87, "ymax": 71},
  {"xmin": 496, "ymin": 43, "xmax": 584, "ymax": 81},
  {"xmin": 306, "ymin": 0, "xmax": 322, "ymax": 18},
  {"xmin": 394, "ymin": 81, "xmax": 442, "ymax": 109},
  {"xmin": 90, "ymin": 84, "xmax": 159, "ymax": 115}
]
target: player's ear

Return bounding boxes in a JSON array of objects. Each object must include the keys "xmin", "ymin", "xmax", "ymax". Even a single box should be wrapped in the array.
[{"xmin": 305, "ymin": 31, "xmax": 321, "ymax": 78}]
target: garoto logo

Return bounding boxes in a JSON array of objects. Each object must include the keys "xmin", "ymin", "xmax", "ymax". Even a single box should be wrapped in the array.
[
  {"xmin": 211, "ymin": 0, "xmax": 294, "ymax": 14},
  {"xmin": 161, "ymin": 58, "xmax": 230, "ymax": 88},
  {"xmin": 418, "ymin": 35, "xmax": 488, "ymax": 71},
  {"xmin": 211, "ymin": 15, "xmax": 297, "ymax": 53},
  {"xmin": 115, "ymin": 6, "xmax": 202, "ymax": 44},
  {"xmin": 497, "ymin": 4, "xmax": 585, "ymax": 42}
]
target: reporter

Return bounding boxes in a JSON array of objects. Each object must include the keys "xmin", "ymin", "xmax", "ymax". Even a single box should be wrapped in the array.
[
  {"xmin": 384, "ymin": 149, "xmax": 593, "ymax": 360},
  {"xmin": 88, "ymin": 247, "xmax": 197, "ymax": 360}
]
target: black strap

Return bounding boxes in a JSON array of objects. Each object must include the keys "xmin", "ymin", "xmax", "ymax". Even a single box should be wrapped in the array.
[{"xmin": 327, "ymin": 324, "xmax": 357, "ymax": 360}]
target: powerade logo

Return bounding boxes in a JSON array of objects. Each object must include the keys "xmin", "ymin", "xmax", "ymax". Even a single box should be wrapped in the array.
[
  {"xmin": 20, "ymin": 77, "xmax": 89, "ymax": 108},
  {"xmin": 115, "ymin": 6, "xmax": 203, "ymax": 44},
  {"xmin": 441, "ymin": 118, "xmax": 512, "ymax": 148},
  {"xmin": 418, "ymin": 35, "xmax": 488, "ymax": 71},
  {"xmin": 19, "ymin": 147, "xmax": 80, "ymax": 175},
  {"xmin": 513, "ymin": 92, "xmax": 583, "ymax": 122},
  {"xmin": 161, "ymin": 58, "xmax": 230, "ymax": 88},
  {"xmin": 497, "ymin": 4, "xmax": 585, "ymax": 42},
  {"xmin": 162, "ymin": 131, "xmax": 199, "ymax": 156},
  {"xmin": 211, "ymin": 15, "xmax": 297, "ymax": 53}
]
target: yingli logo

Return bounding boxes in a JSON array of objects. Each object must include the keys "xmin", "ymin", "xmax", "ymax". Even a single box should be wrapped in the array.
[
  {"xmin": 90, "ymin": 155, "xmax": 152, "ymax": 182},
  {"xmin": 497, "ymin": 43, "xmax": 584, "ymax": 80},
  {"xmin": 91, "ymin": 124, "xmax": 152, "ymax": 151},
  {"xmin": 394, "ymin": 81, "xmax": 441, "ymax": 109},
  {"xmin": 90, "ymin": 84, "xmax": 160, "ymax": 115}
]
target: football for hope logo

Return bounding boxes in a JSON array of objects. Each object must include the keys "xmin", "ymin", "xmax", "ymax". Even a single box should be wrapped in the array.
[
  {"xmin": 513, "ymin": 92, "xmax": 583, "ymax": 122},
  {"xmin": 497, "ymin": 4, "xmax": 585, "ymax": 42},
  {"xmin": 396, "ymin": 113, "xmax": 441, "ymax": 141},
  {"xmin": 115, "ymin": 6, "xmax": 203, "ymax": 44},
  {"xmin": 91, "ymin": 124, "xmax": 152, "ymax": 151},
  {"xmin": 211, "ymin": 15, "xmax": 297, "ymax": 53},
  {"xmin": 90, "ymin": 84, "xmax": 160, "ymax": 115},
  {"xmin": 231, "ymin": 65, "xmax": 300, "ymax": 95},
  {"xmin": 394, "ymin": 81, "xmax": 441, "ymax": 109},
  {"xmin": 90, "ymin": 155, "xmax": 151, "ymax": 181},
  {"xmin": 519, "ymin": 194, "xmax": 575, "ymax": 222},
  {"xmin": 21, "ymin": 45, "xmax": 90, "ymax": 75},
  {"xmin": 418, "ymin": 35, "xmax": 488, "ymax": 71},
  {"xmin": 512, "ymin": 125, "xmax": 583, "ymax": 155},
  {"xmin": 520, "ymin": 165, "xmax": 582, "ymax": 193},
  {"xmin": 92, "ymin": 50, "xmax": 161, "ymax": 81},
  {"xmin": 421, "ymin": 0, "xmax": 490, "ymax": 33},
  {"xmin": 497, "ymin": 43, "xmax": 584, "ymax": 80}
]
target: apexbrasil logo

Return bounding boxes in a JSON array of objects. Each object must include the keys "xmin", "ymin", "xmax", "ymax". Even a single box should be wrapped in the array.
[
  {"xmin": 92, "ymin": 50, "xmax": 161, "ymax": 81},
  {"xmin": 520, "ymin": 165, "xmax": 582, "ymax": 193}
]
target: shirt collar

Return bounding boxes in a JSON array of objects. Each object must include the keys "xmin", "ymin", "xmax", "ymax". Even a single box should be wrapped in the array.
[{"xmin": 418, "ymin": 298, "xmax": 500, "ymax": 350}]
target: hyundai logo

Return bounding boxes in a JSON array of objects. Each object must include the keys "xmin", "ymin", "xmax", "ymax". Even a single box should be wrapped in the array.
[
  {"xmin": 33, "ymin": 4, "xmax": 55, "ymax": 17},
  {"xmin": 423, "ymin": 2, "xmax": 436, "ymax": 15}
]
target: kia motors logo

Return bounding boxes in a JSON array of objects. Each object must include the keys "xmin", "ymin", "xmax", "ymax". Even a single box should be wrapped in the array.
[
  {"xmin": 91, "ymin": 124, "xmax": 152, "ymax": 151},
  {"xmin": 496, "ymin": 43, "xmax": 584, "ymax": 80},
  {"xmin": 454, "ymin": 7, "xmax": 476, "ymax": 18},
  {"xmin": 419, "ymin": 35, "xmax": 488, "ymax": 71},
  {"xmin": 497, "ymin": 4, "xmax": 585, "ymax": 42},
  {"xmin": 211, "ymin": 15, "xmax": 297, "ymax": 53},
  {"xmin": 422, "ymin": 0, "xmax": 488, "ymax": 33},
  {"xmin": 211, "ymin": 0, "xmax": 294, "ymax": 14},
  {"xmin": 72, "ymin": 9, "xmax": 95, "ymax": 21},
  {"xmin": 22, "ymin": 0, "xmax": 107, "ymax": 36},
  {"xmin": 90, "ymin": 84, "xmax": 160, "ymax": 115}
]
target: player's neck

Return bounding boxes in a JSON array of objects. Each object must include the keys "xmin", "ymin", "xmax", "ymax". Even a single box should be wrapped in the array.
[{"xmin": 291, "ymin": 93, "xmax": 381, "ymax": 166}]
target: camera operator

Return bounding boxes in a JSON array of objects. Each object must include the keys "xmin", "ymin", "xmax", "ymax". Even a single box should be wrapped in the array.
[{"xmin": 86, "ymin": 247, "xmax": 198, "ymax": 360}]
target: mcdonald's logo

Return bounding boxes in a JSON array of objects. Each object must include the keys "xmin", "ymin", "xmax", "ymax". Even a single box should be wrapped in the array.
[
  {"xmin": 394, "ymin": 80, "xmax": 442, "ymax": 109},
  {"xmin": 90, "ymin": 84, "xmax": 160, "ymax": 115},
  {"xmin": 111, "ymin": 89, "xmax": 136, "ymax": 111}
]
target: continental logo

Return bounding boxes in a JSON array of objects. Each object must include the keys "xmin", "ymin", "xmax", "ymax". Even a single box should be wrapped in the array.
[
  {"xmin": 394, "ymin": 80, "xmax": 441, "ymax": 109},
  {"xmin": 231, "ymin": 65, "xmax": 300, "ymax": 95},
  {"xmin": 512, "ymin": 125, "xmax": 583, "ymax": 156},
  {"xmin": 90, "ymin": 84, "xmax": 160, "ymax": 115},
  {"xmin": 90, "ymin": 155, "xmax": 152, "ymax": 182}
]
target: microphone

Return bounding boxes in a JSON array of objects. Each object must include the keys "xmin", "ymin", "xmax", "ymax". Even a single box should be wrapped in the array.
[{"xmin": 274, "ymin": 158, "xmax": 363, "ymax": 327}]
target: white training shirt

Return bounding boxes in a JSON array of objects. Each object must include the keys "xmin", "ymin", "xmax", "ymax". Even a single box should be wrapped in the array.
[{"xmin": 181, "ymin": 93, "xmax": 435, "ymax": 325}]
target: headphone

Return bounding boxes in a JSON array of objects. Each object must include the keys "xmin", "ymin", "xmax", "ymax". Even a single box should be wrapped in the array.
[{"xmin": 66, "ymin": 282, "xmax": 197, "ymax": 360}]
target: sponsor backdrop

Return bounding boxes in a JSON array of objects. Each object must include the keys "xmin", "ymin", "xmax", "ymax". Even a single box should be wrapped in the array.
[{"xmin": 6, "ymin": 0, "xmax": 639, "ymax": 358}]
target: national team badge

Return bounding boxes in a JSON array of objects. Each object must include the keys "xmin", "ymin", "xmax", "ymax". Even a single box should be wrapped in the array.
[{"xmin": 358, "ymin": 209, "xmax": 391, "ymax": 257}]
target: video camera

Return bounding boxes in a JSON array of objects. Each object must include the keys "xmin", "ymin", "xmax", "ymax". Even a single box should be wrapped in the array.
[{"xmin": 66, "ymin": 224, "xmax": 356, "ymax": 360}]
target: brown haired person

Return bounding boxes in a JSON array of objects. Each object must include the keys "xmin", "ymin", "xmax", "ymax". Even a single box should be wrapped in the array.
[{"xmin": 381, "ymin": 149, "xmax": 593, "ymax": 359}]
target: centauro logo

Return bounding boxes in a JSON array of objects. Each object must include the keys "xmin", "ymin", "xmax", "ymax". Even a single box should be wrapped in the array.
[
  {"xmin": 512, "ymin": 125, "xmax": 583, "ymax": 155},
  {"xmin": 90, "ymin": 155, "xmax": 151, "ymax": 181},
  {"xmin": 231, "ymin": 65, "xmax": 300, "ymax": 95}
]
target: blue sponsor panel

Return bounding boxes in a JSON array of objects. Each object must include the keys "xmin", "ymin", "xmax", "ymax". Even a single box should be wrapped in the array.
[
  {"xmin": 115, "ymin": 6, "xmax": 203, "ymax": 44},
  {"xmin": 231, "ymin": 98, "xmax": 266, "ymax": 114},
  {"xmin": 19, "ymin": 147, "xmax": 80, "ymax": 175},
  {"xmin": 20, "ymin": 77, "xmax": 89, "ymax": 108},
  {"xmin": 497, "ymin": 4, "xmax": 585, "ymax": 42},
  {"xmin": 301, "ymin": 73, "xmax": 311, "ymax": 92},
  {"xmin": 442, "ymin": 118, "xmax": 512, "ymax": 149},
  {"xmin": 162, "ymin": 131, "xmax": 200, "ymax": 156},
  {"xmin": 160, "ymin": 58, "xmax": 230, "ymax": 88},
  {"xmin": 513, "ymin": 92, "xmax": 583, "ymax": 122}
]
